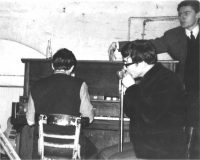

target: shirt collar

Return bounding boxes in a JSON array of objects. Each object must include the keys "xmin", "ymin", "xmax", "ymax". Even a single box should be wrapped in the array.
[{"xmin": 185, "ymin": 25, "xmax": 199, "ymax": 39}]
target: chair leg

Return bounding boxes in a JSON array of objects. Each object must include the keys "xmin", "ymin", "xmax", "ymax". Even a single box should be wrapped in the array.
[
  {"xmin": 38, "ymin": 117, "xmax": 44, "ymax": 159},
  {"xmin": 72, "ymin": 144, "xmax": 81, "ymax": 160},
  {"xmin": 78, "ymin": 144, "xmax": 81, "ymax": 159}
]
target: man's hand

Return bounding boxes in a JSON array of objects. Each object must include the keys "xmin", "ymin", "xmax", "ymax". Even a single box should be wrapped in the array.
[
  {"xmin": 122, "ymin": 74, "xmax": 135, "ymax": 88},
  {"xmin": 108, "ymin": 42, "xmax": 117, "ymax": 61}
]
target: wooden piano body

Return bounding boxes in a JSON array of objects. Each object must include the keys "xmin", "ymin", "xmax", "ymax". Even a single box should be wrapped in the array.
[{"xmin": 12, "ymin": 58, "xmax": 178, "ymax": 158}]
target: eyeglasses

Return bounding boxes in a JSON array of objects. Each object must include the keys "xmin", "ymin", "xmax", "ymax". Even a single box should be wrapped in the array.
[{"xmin": 124, "ymin": 62, "xmax": 135, "ymax": 67}]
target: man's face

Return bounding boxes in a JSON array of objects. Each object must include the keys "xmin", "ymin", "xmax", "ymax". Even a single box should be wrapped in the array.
[
  {"xmin": 178, "ymin": 6, "xmax": 199, "ymax": 30},
  {"xmin": 123, "ymin": 57, "xmax": 143, "ymax": 78}
]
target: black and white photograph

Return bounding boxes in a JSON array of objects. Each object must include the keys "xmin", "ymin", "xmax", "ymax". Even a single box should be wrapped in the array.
[{"xmin": 0, "ymin": 0, "xmax": 199, "ymax": 159}]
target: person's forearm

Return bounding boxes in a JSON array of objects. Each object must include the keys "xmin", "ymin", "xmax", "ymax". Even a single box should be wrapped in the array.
[{"xmin": 80, "ymin": 82, "xmax": 94, "ymax": 123}]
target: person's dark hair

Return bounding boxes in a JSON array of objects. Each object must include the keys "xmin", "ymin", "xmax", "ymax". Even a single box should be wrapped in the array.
[
  {"xmin": 121, "ymin": 40, "xmax": 157, "ymax": 64},
  {"xmin": 52, "ymin": 48, "xmax": 77, "ymax": 71},
  {"xmin": 177, "ymin": 0, "xmax": 200, "ymax": 13}
]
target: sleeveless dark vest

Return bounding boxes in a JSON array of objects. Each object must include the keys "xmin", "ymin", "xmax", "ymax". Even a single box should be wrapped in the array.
[
  {"xmin": 31, "ymin": 73, "xmax": 83, "ymax": 117},
  {"xmin": 184, "ymin": 33, "xmax": 199, "ymax": 92}
]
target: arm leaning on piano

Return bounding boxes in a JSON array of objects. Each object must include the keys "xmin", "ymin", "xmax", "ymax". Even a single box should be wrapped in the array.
[{"xmin": 26, "ymin": 81, "xmax": 94, "ymax": 126}]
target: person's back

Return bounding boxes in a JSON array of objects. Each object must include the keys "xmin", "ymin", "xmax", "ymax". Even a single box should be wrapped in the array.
[
  {"xmin": 26, "ymin": 48, "xmax": 96, "ymax": 159},
  {"xmin": 27, "ymin": 48, "xmax": 94, "ymax": 124},
  {"xmin": 31, "ymin": 73, "xmax": 83, "ymax": 116}
]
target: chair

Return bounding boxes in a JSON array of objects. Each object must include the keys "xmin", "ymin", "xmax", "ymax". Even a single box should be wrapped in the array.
[{"xmin": 38, "ymin": 114, "xmax": 81, "ymax": 160}]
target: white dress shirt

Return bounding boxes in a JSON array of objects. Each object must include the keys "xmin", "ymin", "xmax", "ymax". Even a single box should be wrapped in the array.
[{"xmin": 185, "ymin": 25, "xmax": 199, "ymax": 39}]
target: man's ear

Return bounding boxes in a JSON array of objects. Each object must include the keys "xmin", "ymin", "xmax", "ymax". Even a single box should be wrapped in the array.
[
  {"xmin": 196, "ymin": 11, "xmax": 200, "ymax": 20},
  {"xmin": 69, "ymin": 65, "xmax": 74, "ymax": 73}
]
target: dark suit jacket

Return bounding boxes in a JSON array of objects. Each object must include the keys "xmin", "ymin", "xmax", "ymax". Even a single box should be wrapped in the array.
[
  {"xmin": 123, "ymin": 63, "xmax": 188, "ymax": 159},
  {"xmin": 119, "ymin": 25, "xmax": 200, "ymax": 81},
  {"xmin": 123, "ymin": 63, "xmax": 188, "ymax": 158},
  {"xmin": 124, "ymin": 63, "xmax": 187, "ymax": 131}
]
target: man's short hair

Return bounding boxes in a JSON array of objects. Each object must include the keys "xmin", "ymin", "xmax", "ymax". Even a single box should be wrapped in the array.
[
  {"xmin": 121, "ymin": 40, "xmax": 157, "ymax": 65},
  {"xmin": 52, "ymin": 48, "xmax": 77, "ymax": 71},
  {"xmin": 177, "ymin": 0, "xmax": 200, "ymax": 13}
]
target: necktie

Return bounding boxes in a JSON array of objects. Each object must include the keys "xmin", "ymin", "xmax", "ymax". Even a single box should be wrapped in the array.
[{"xmin": 190, "ymin": 31, "xmax": 195, "ymax": 41}]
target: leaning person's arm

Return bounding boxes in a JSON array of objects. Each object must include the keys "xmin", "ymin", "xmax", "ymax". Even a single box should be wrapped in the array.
[
  {"xmin": 26, "ymin": 93, "xmax": 35, "ymax": 126},
  {"xmin": 110, "ymin": 28, "xmax": 171, "ymax": 55},
  {"xmin": 79, "ymin": 82, "xmax": 94, "ymax": 123},
  {"xmin": 112, "ymin": 33, "xmax": 169, "ymax": 54},
  {"xmin": 150, "ymin": 34, "xmax": 168, "ymax": 54}
]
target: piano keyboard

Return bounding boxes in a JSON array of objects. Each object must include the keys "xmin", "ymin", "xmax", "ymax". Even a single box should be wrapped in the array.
[{"xmin": 94, "ymin": 116, "xmax": 130, "ymax": 121}]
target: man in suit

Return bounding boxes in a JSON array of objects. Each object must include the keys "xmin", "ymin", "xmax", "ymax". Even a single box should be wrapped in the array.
[
  {"xmin": 108, "ymin": 0, "xmax": 200, "ymax": 158},
  {"xmin": 121, "ymin": 40, "xmax": 187, "ymax": 159}
]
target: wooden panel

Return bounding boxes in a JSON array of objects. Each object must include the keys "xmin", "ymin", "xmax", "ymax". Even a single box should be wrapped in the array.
[
  {"xmin": 29, "ymin": 61, "xmax": 53, "ymax": 90},
  {"xmin": 91, "ymin": 100, "xmax": 120, "ymax": 117},
  {"xmin": 76, "ymin": 61, "xmax": 123, "ymax": 97}
]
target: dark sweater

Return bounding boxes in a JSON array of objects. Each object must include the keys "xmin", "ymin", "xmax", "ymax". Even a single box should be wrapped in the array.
[
  {"xmin": 124, "ymin": 63, "xmax": 187, "ymax": 131},
  {"xmin": 31, "ymin": 73, "xmax": 83, "ymax": 117}
]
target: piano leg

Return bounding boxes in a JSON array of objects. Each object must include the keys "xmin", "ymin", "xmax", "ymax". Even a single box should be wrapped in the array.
[{"xmin": 15, "ymin": 133, "xmax": 20, "ymax": 154}]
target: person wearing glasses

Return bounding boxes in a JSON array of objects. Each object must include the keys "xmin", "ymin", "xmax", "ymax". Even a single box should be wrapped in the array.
[
  {"xmin": 121, "ymin": 40, "xmax": 187, "ymax": 159},
  {"xmin": 109, "ymin": 1, "xmax": 200, "ymax": 158}
]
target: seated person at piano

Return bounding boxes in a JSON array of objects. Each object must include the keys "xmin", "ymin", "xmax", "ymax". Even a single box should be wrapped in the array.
[
  {"xmin": 121, "ymin": 40, "xmax": 187, "ymax": 159},
  {"xmin": 26, "ymin": 48, "xmax": 97, "ymax": 159}
]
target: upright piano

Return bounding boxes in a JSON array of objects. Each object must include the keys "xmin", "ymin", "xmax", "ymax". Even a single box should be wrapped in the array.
[{"xmin": 11, "ymin": 58, "xmax": 178, "ymax": 158}]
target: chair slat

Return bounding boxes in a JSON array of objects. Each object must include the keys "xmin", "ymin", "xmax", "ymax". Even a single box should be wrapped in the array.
[
  {"xmin": 44, "ymin": 142, "xmax": 75, "ymax": 149},
  {"xmin": 43, "ymin": 133, "xmax": 75, "ymax": 139}
]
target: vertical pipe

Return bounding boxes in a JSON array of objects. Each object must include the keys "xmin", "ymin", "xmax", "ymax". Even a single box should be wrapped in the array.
[
  {"xmin": 119, "ymin": 80, "xmax": 124, "ymax": 152},
  {"xmin": 128, "ymin": 17, "xmax": 131, "ymax": 41}
]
